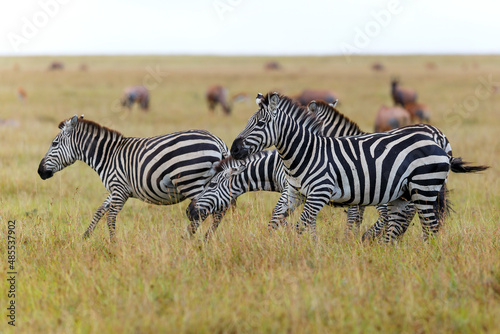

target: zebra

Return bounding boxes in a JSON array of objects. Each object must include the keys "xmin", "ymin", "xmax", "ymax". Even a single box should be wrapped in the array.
[
  {"xmin": 187, "ymin": 99, "xmax": 392, "ymax": 239},
  {"xmin": 37, "ymin": 115, "xmax": 229, "ymax": 240},
  {"xmin": 230, "ymin": 93, "xmax": 488, "ymax": 242}
]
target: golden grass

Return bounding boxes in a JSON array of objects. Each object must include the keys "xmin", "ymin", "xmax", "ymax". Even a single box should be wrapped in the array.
[{"xmin": 0, "ymin": 55, "xmax": 499, "ymax": 333}]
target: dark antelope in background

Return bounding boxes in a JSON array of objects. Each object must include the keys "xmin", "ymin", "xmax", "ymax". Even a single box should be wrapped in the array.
[
  {"xmin": 374, "ymin": 105, "xmax": 411, "ymax": 132},
  {"xmin": 404, "ymin": 102, "xmax": 431, "ymax": 123},
  {"xmin": 391, "ymin": 79, "xmax": 417, "ymax": 106},
  {"xmin": 206, "ymin": 85, "xmax": 232, "ymax": 114},
  {"xmin": 121, "ymin": 86, "xmax": 150, "ymax": 111},
  {"xmin": 293, "ymin": 89, "xmax": 338, "ymax": 106}
]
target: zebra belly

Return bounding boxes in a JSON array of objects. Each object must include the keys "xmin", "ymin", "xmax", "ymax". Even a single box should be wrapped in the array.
[{"xmin": 132, "ymin": 174, "xmax": 186, "ymax": 205}]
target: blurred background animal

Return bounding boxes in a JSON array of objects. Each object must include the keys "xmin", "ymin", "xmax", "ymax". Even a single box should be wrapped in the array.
[
  {"xmin": 371, "ymin": 62, "xmax": 385, "ymax": 71},
  {"xmin": 17, "ymin": 87, "xmax": 27, "ymax": 102},
  {"xmin": 404, "ymin": 102, "xmax": 431, "ymax": 123},
  {"xmin": 48, "ymin": 61, "xmax": 64, "ymax": 71},
  {"xmin": 293, "ymin": 89, "xmax": 338, "ymax": 106},
  {"xmin": 374, "ymin": 105, "xmax": 411, "ymax": 132},
  {"xmin": 264, "ymin": 61, "xmax": 281, "ymax": 71},
  {"xmin": 391, "ymin": 79, "xmax": 417, "ymax": 106},
  {"xmin": 121, "ymin": 86, "xmax": 150, "ymax": 111},
  {"xmin": 206, "ymin": 85, "xmax": 248, "ymax": 115}
]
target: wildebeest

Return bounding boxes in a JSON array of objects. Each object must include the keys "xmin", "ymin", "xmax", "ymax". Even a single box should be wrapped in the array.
[
  {"xmin": 48, "ymin": 62, "xmax": 64, "ymax": 71},
  {"xmin": 374, "ymin": 105, "xmax": 411, "ymax": 132},
  {"xmin": 293, "ymin": 89, "xmax": 338, "ymax": 106},
  {"xmin": 391, "ymin": 79, "xmax": 417, "ymax": 106},
  {"xmin": 404, "ymin": 102, "xmax": 431, "ymax": 123},
  {"xmin": 206, "ymin": 85, "xmax": 232, "ymax": 115},
  {"xmin": 121, "ymin": 86, "xmax": 150, "ymax": 111}
]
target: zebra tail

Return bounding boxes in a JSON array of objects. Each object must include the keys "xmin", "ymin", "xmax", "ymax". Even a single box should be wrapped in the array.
[
  {"xmin": 450, "ymin": 157, "xmax": 489, "ymax": 174},
  {"xmin": 434, "ymin": 185, "xmax": 453, "ymax": 227}
]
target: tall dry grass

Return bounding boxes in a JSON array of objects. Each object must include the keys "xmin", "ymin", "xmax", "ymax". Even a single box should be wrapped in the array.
[{"xmin": 0, "ymin": 55, "xmax": 499, "ymax": 333}]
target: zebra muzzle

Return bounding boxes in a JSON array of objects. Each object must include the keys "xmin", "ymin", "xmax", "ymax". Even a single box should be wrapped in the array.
[
  {"xmin": 230, "ymin": 137, "xmax": 249, "ymax": 159},
  {"xmin": 186, "ymin": 201, "xmax": 207, "ymax": 221},
  {"xmin": 37, "ymin": 159, "xmax": 54, "ymax": 180}
]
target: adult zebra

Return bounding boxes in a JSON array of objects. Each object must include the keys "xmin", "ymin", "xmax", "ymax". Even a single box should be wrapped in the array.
[
  {"xmin": 230, "ymin": 93, "xmax": 488, "ymax": 242},
  {"xmin": 37, "ymin": 115, "xmax": 229, "ymax": 240}
]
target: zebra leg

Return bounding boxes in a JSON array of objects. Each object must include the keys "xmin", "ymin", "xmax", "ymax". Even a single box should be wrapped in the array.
[
  {"xmin": 361, "ymin": 204, "xmax": 389, "ymax": 242},
  {"xmin": 106, "ymin": 193, "xmax": 129, "ymax": 241},
  {"xmin": 382, "ymin": 200, "xmax": 411, "ymax": 243},
  {"xmin": 413, "ymin": 200, "xmax": 440, "ymax": 242},
  {"xmin": 345, "ymin": 205, "xmax": 365, "ymax": 237},
  {"xmin": 83, "ymin": 195, "xmax": 112, "ymax": 239},
  {"xmin": 399, "ymin": 202, "xmax": 417, "ymax": 236},
  {"xmin": 296, "ymin": 196, "xmax": 330, "ymax": 241},
  {"xmin": 204, "ymin": 211, "xmax": 226, "ymax": 240},
  {"xmin": 268, "ymin": 186, "xmax": 303, "ymax": 231}
]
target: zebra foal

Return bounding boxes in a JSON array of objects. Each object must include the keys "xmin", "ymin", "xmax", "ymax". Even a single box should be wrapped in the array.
[{"xmin": 37, "ymin": 115, "xmax": 229, "ymax": 240}]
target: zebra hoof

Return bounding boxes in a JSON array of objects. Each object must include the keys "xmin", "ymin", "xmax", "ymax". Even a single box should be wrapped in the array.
[{"xmin": 83, "ymin": 231, "xmax": 92, "ymax": 239}]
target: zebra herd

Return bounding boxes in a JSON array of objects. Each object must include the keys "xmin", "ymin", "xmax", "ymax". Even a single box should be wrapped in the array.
[{"xmin": 38, "ymin": 93, "xmax": 488, "ymax": 243}]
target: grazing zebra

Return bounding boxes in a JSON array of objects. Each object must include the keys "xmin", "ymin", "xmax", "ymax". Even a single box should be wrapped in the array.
[
  {"xmin": 37, "ymin": 115, "xmax": 229, "ymax": 240},
  {"xmin": 187, "ymin": 99, "xmax": 391, "ymax": 238},
  {"xmin": 230, "ymin": 93, "xmax": 488, "ymax": 242}
]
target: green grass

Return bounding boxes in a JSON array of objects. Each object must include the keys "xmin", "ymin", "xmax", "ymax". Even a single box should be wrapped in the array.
[{"xmin": 0, "ymin": 55, "xmax": 499, "ymax": 333}]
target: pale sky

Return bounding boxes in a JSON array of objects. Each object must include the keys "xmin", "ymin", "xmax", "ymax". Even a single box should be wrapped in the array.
[{"xmin": 1, "ymin": 0, "xmax": 499, "ymax": 56}]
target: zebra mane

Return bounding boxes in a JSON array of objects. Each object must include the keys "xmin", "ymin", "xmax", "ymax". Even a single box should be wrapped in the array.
[
  {"xmin": 214, "ymin": 150, "xmax": 272, "ymax": 174},
  {"xmin": 262, "ymin": 92, "xmax": 323, "ymax": 135},
  {"xmin": 58, "ymin": 117, "xmax": 123, "ymax": 137},
  {"xmin": 310, "ymin": 100, "xmax": 363, "ymax": 134}
]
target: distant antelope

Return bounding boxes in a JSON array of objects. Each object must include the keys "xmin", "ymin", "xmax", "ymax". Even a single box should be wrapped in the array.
[
  {"xmin": 17, "ymin": 87, "xmax": 27, "ymax": 102},
  {"xmin": 121, "ymin": 86, "xmax": 150, "ymax": 111},
  {"xmin": 391, "ymin": 79, "xmax": 417, "ymax": 106},
  {"xmin": 371, "ymin": 62, "xmax": 384, "ymax": 71},
  {"xmin": 293, "ymin": 89, "xmax": 338, "ymax": 106},
  {"xmin": 48, "ymin": 62, "xmax": 64, "ymax": 71},
  {"xmin": 206, "ymin": 85, "xmax": 232, "ymax": 115},
  {"xmin": 404, "ymin": 102, "xmax": 431, "ymax": 123},
  {"xmin": 374, "ymin": 105, "xmax": 411, "ymax": 132},
  {"xmin": 264, "ymin": 61, "xmax": 281, "ymax": 70}
]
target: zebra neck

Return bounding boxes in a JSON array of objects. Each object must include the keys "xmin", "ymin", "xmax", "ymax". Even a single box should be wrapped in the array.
[
  {"xmin": 78, "ymin": 129, "xmax": 124, "ymax": 177},
  {"xmin": 275, "ymin": 116, "xmax": 316, "ymax": 174}
]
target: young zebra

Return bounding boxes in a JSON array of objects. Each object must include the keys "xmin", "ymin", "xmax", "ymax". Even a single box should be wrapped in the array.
[
  {"xmin": 37, "ymin": 115, "xmax": 229, "ymax": 240},
  {"xmin": 187, "ymin": 99, "xmax": 391, "ymax": 238},
  {"xmin": 230, "ymin": 93, "xmax": 488, "ymax": 242}
]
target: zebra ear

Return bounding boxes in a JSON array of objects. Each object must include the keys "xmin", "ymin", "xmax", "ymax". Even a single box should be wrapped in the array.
[
  {"xmin": 269, "ymin": 93, "xmax": 279, "ymax": 117},
  {"xmin": 330, "ymin": 99, "xmax": 339, "ymax": 108},
  {"xmin": 255, "ymin": 93, "xmax": 264, "ymax": 107},
  {"xmin": 64, "ymin": 115, "xmax": 78, "ymax": 133},
  {"xmin": 308, "ymin": 101, "xmax": 317, "ymax": 113}
]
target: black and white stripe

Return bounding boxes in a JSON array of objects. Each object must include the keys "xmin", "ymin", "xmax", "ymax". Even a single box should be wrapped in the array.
[
  {"xmin": 38, "ymin": 115, "xmax": 229, "ymax": 239},
  {"xmin": 230, "ymin": 93, "xmax": 487, "ymax": 242}
]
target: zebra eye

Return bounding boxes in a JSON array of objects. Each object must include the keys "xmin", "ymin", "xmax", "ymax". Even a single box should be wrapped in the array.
[
  {"xmin": 256, "ymin": 120, "xmax": 266, "ymax": 127},
  {"xmin": 51, "ymin": 141, "xmax": 59, "ymax": 147}
]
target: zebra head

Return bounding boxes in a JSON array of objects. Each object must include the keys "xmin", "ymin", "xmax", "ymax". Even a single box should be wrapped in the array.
[
  {"xmin": 186, "ymin": 159, "xmax": 246, "ymax": 221},
  {"xmin": 38, "ymin": 115, "xmax": 80, "ymax": 180},
  {"xmin": 230, "ymin": 92, "xmax": 280, "ymax": 159}
]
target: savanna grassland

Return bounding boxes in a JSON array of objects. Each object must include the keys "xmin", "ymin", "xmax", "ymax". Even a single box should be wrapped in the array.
[{"xmin": 0, "ymin": 55, "xmax": 499, "ymax": 333}]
